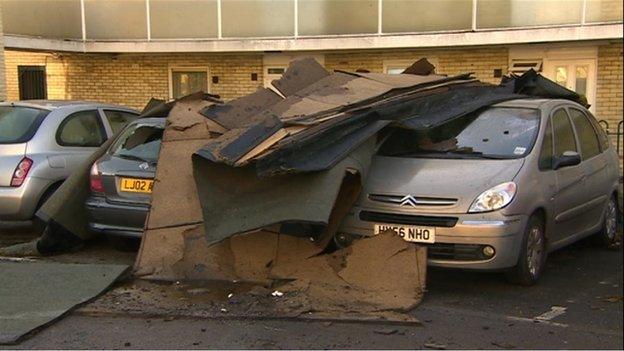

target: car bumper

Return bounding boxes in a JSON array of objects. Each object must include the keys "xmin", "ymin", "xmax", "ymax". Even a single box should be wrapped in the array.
[
  {"xmin": 85, "ymin": 196, "xmax": 148, "ymax": 238},
  {"xmin": 0, "ymin": 177, "xmax": 50, "ymax": 221},
  {"xmin": 339, "ymin": 207, "xmax": 528, "ymax": 271}
]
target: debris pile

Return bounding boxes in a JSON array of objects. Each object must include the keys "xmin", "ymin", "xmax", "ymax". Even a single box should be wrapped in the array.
[{"xmin": 29, "ymin": 58, "xmax": 585, "ymax": 317}]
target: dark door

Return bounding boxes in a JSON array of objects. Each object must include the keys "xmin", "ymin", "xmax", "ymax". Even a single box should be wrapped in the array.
[{"xmin": 18, "ymin": 66, "xmax": 47, "ymax": 100}]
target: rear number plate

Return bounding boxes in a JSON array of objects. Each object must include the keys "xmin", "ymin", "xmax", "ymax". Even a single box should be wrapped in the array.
[
  {"xmin": 120, "ymin": 178, "xmax": 154, "ymax": 194},
  {"xmin": 374, "ymin": 224, "xmax": 436, "ymax": 243}
]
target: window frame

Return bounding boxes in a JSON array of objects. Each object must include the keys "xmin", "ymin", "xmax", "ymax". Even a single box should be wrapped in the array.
[
  {"xmin": 550, "ymin": 106, "xmax": 579, "ymax": 160},
  {"xmin": 566, "ymin": 106, "xmax": 602, "ymax": 160},
  {"xmin": 55, "ymin": 109, "xmax": 107, "ymax": 148},
  {"xmin": 168, "ymin": 66, "xmax": 211, "ymax": 99},
  {"xmin": 538, "ymin": 116, "xmax": 554, "ymax": 171}
]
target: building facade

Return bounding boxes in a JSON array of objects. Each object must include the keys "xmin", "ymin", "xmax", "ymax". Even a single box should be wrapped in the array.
[{"xmin": 0, "ymin": 0, "xmax": 622, "ymax": 150}]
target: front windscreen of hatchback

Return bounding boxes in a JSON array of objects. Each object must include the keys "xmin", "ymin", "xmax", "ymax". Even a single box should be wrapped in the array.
[
  {"xmin": 110, "ymin": 122, "xmax": 164, "ymax": 164},
  {"xmin": 0, "ymin": 106, "xmax": 49, "ymax": 144},
  {"xmin": 378, "ymin": 107, "xmax": 540, "ymax": 159}
]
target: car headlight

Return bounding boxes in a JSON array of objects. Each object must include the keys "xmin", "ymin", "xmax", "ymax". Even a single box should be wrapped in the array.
[{"xmin": 468, "ymin": 182, "xmax": 517, "ymax": 213}]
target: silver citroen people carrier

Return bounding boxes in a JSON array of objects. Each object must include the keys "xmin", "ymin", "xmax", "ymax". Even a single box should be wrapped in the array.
[
  {"xmin": 338, "ymin": 98, "xmax": 621, "ymax": 285},
  {"xmin": 0, "ymin": 101, "xmax": 138, "ymax": 221}
]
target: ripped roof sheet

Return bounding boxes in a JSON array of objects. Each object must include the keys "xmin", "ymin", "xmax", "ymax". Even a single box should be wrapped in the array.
[{"xmin": 195, "ymin": 58, "xmax": 582, "ymax": 177}]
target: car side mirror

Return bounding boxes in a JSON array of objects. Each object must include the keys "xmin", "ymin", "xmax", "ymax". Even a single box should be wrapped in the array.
[{"xmin": 553, "ymin": 151, "xmax": 581, "ymax": 170}]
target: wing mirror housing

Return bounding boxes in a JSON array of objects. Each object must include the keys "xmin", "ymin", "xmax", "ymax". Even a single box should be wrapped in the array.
[{"xmin": 553, "ymin": 151, "xmax": 581, "ymax": 170}]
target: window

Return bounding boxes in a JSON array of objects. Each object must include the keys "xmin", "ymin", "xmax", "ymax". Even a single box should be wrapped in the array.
[
  {"xmin": 552, "ymin": 109, "xmax": 577, "ymax": 158},
  {"xmin": 56, "ymin": 110, "xmax": 105, "ymax": 147},
  {"xmin": 587, "ymin": 112, "xmax": 611, "ymax": 151},
  {"xmin": 569, "ymin": 108, "xmax": 601, "ymax": 159},
  {"xmin": 111, "ymin": 120, "xmax": 165, "ymax": 164},
  {"xmin": 170, "ymin": 68, "xmax": 209, "ymax": 99},
  {"xmin": 18, "ymin": 66, "xmax": 47, "ymax": 100},
  {"xmin": 377, "ymin": 108, "xmax": 540, "ymax": 159},
  {"xmin": 103, "ymin": 110, "xmax": 139, "ymax": 135},
  {"xmin": 0, "ymin": 106, "xmax": 49, "ymax": 144},
  {"xmin": 382, "ymin": 0, "xmax": 472, "ymax": 33},
  {"xmin": 539, "ymin": 118, "xmax": 553, "ymax": 170}
]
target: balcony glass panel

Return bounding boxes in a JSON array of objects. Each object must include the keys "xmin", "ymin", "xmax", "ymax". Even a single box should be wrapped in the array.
[
  {"xmin": 1, "ymin": 0, "xmax": 82, "ymax": 39},
  {"xmin": 85, "ymin": 0, "xmax": 148, "ymax": 40},
  {"xmin": 477, "ymin": 0, "xmax": 583, "ymax": 29},
  {"xmin": 298, "ymin": 0, "xmax": 378, "ymax": 36},
  {"xmin": 222, "ymin": 0, "xmax": 294, "ymax": 37},
  {"xmin": 382, "ymin": 0, "xmax": 472, "ymax": 33},
  {"xmin": 150, "ymin": 0, "xmax": 218, "ymax": 39},
  {"xmin": 585, "ymin": 0, "xmax": 623, "ymax": 22}
]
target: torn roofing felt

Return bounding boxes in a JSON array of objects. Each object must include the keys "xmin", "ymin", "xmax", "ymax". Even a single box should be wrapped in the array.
[{"xmin": 194, "ymin": 60, "xmax": 582, "ymax": 178}]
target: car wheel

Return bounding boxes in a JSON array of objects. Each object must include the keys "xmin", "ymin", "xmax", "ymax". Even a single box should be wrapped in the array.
[
  {"xmin": 506, "ymin": 215, "xmax": 547, "ymax": 286},
  {"xmin": 597, "ymin": 195, "xmax": 621, "ymax": 250}
]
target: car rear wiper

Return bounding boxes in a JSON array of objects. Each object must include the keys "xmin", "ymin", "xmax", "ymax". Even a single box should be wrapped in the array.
[{"xmin": 116, "ymin": 153, "xmax": 151, "ymax": 163}]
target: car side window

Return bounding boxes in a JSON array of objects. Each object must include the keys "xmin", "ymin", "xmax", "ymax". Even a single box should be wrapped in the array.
[
  {"xmin": 57, "ymin": 110, "xmax": 106, "ymax": 147},
  {"xmin": 103, "ymin": 110, "xmax": 139, "ymax": 135},
  {"xmin": 586, "ymin": 111, "xmax": 611, "ymax": 151},
  {"xmin": 552, "ymin": 108, "xmax": 577, "ymax": 158},
  {"xmin": 538, "ymin": 118, "xmax": 553, "ymax": 170},
  {"xmin": 568, "ymin": 108, "xmax": 601, "ymax": 160}
]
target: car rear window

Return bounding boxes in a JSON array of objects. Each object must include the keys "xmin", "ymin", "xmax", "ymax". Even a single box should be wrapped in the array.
[
  {"xmin": 377, "ymin": 107, "xmax": 540, "ymax": 159},
  {"xmin": 110, "ymin": 121, "xmax": 165, "ymax": 163},
  {"xmin": 0, "ymin": 106, "xmax": 49, "ymax": 144}
]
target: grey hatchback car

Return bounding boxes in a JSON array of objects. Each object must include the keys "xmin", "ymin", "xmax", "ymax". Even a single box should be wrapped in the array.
[
  {"xmin": 0, "ymin": 101, "xmax": 138, "ymax": 221},
  {"xmin": 86, "ymin": 117, "xmax": 165, "ymax": 238},
  {"xmin": 338, "ymin": 98, "xmax": 620, "ymax": 285}
]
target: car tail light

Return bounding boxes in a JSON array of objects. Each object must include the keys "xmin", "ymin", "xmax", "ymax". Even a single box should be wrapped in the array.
[
  {"xmin": 90, "ymin": 163, "xmax": 105, "ymax": 194},
  {"xmin": 11, "ymin": 157, "xmax": 33, "ymax": 187}
]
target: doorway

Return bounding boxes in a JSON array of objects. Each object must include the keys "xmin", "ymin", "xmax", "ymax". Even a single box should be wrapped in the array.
[{"xmin": 542, "ymin": 59, "xmax": 596, "ymax": 112}]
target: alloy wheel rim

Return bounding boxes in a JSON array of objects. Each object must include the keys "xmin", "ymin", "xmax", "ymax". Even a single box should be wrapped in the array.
[
  {"xmin": 526, "ymin": 226, "xmax": 544, "ymax": 277},
  {"xmin": 605, "ymin": 200, "xmax": 617, "ymax": 241}
]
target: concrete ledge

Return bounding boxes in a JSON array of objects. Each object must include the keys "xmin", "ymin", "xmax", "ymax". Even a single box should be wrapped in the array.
[{"xmin": 4, "ymin": 24, "xmax": 623, "ymax": 53}]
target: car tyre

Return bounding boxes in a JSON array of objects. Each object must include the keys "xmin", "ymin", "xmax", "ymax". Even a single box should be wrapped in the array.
[
  {"xmin": 107, "ymin": 236, "xmax": 141, "ymax": 252},
  {"xmin": 506, "ymin": 215, "xmax": 547, "ymax": 286},
  {"xmin": 596, "ymin": 195, "xmax": 621, "ymax": 250}
]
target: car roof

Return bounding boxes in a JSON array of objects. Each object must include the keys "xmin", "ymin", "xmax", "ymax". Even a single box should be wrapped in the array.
[
  {"xmin": 0, "ymin": 100, "xmax": 137, "ymax": 112},
  {"xmin": 492, "ymin": 98, "xmax": 582, "ymax": 110},
  {"xmin": 132, "ymin": 117, "xmax": 167, "ymax": 125}
]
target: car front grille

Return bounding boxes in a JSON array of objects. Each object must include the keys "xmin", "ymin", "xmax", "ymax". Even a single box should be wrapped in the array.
[
  {"xmin": 428, "ymin": 243, "xmax": 489, "ymax": 261},
  {"xmin": 368, "ymin": 193, "xmax": 457, "ymax": 207},
  {"xmin": 359, "ymin": 210, "xmax": 458, "ymax": 227}
]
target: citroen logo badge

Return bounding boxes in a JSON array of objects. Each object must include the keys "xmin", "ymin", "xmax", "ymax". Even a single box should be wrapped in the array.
[
  {"xmin": 399, "ymin": 195, "xmax": 419, "ymax": 208},
  {"xmin": 139, "ymin": 162, "xmax": 149, "ymax": 170}
]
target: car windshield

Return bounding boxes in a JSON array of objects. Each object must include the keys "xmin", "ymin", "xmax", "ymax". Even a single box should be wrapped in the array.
[
  {"xmin": 378, "ymin": 107, "xmax": 540, "ymax": 159},
  {"xmin": 0, "ymin": 106, "xmax": 49, "ymax": 144},
  {"xmin": 110, "ymin": 121, "xmax": 165, "ymax": 163}
]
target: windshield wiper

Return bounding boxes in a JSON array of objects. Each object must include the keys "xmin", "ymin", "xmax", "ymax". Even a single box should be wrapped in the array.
[{"xmin": 445, "ymin": 150, "xmax": 512, "ymax": 159}]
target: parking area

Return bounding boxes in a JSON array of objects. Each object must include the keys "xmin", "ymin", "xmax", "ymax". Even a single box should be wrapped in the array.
[{"xmin": 2, "ymin": 223, "xmax": 621, "ymax": 349}]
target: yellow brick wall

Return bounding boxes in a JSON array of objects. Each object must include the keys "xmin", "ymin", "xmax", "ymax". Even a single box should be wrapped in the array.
[
  {"xmin": 0, "ymin": 2, "xmax": 6, "ymax": 101},
  {"xmin": 596, "ymin": 42, "xmax": 623, "ymax": 157},
  {"xmin": 4, "ymin": 51, "xmax": 264, "ymax": 110},
  {"xmin": 325, "ymin": 47, "xmax": 509, "ymax": 85}
]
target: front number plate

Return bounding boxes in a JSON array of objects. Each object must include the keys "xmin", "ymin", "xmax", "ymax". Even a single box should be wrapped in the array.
[
  {"xmin": 374, "ymin": 223, "xmax": 436, "ymax": 243},
  {"xmin": 120, "ymin": 177, "xmax": 154, "ymax": 194}
]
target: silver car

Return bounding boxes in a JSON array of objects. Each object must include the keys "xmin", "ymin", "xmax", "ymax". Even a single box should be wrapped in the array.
[
  {"xmin": 0, "ymin": 101, "xmax": 139, "ymax": 221},
  {"xmin": 338, "ymin": 98, "xmax": 621, "ymax": 285},
  {"xmin": 86, "ymin": 117, "xmax": 165, "ymax": 240}
]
